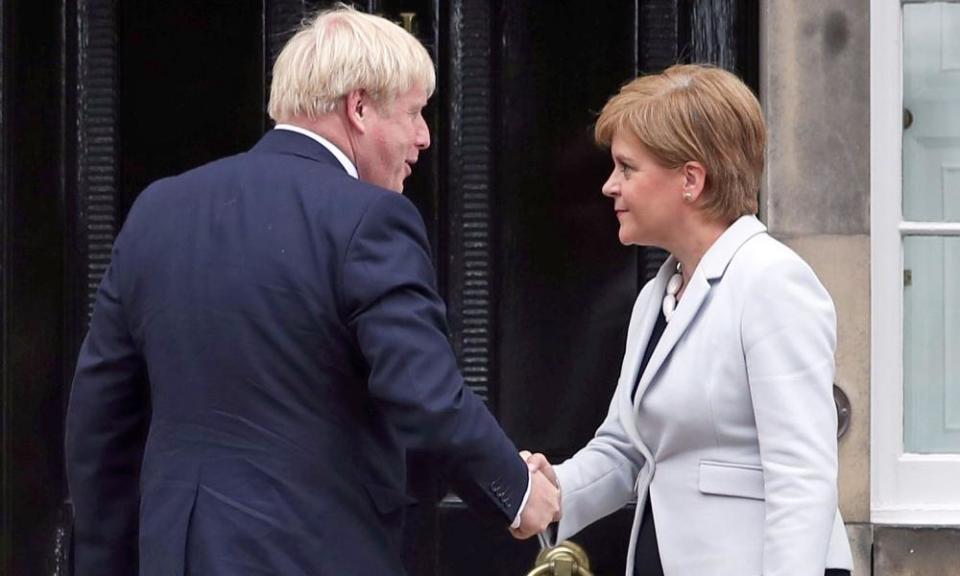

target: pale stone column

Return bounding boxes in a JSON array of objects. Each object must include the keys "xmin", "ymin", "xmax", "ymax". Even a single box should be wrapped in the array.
[{"xmin": 760, "ymin": 1, "xmax": 871, "ymax": 574}]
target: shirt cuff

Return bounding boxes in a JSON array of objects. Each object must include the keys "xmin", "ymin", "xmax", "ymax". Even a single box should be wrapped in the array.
[{"xmin": 510, "ymin": 470, "xmax": 533, "ymax": 529}]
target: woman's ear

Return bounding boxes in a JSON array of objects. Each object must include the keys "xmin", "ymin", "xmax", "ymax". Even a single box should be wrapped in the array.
[{"xmin": 681, "ymin": 161, "xmax": 707, "ymax": 201}]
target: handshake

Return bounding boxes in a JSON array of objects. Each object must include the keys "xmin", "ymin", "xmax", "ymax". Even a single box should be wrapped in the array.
[{"xmin": 511, "ymin": 451, "xmax": 561, "ymax": 540}]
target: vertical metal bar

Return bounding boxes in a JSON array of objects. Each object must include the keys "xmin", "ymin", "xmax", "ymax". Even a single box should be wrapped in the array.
[
  {"xmin": 636, "ymin": 0, "xmax": 680, "ymax": 283},
  {"xmin": 62, "ymin": 3, "xmax": 121, "ymax": 568},
  {"xmin": 638, "ymin": 0, "xmax": 681, "ymax": 74},
  {"xmin": 446, "ymin": 0, "xmax": 494, "ymax": 405},
  {"xmin": 0, "ymin": 0, "xmax": 8, "ymax": 570},
  {"xmin": 75, "ymin": 0, "xmax": 119, "ymax": 329},
  {"xmin": 57, "ymin": 0, "xmax": 78, "ymax": 572}
]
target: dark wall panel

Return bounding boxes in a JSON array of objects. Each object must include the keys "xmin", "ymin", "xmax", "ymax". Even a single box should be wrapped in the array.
[
  {"xmin": 496, "ymin": 0, "xmax": 639, "ymax": 460},
  {"xmin": 118, "ymin": 1, "xmax": 264, "ymax": 217},
  {"xmin": 2, "ymin": 0, "xmax": 66, "ymax": 573},
  {"xmin": 0, "ymin": 0, "xmax": 7, "ymax": 563}
]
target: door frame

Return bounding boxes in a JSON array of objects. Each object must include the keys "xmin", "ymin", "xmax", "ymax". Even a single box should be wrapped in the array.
[{"xmin": 871, "ymin": 0, "xmax": 960, "ymax": 525}]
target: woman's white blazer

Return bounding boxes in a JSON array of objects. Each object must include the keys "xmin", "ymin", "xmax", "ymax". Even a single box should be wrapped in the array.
[{"xmin": 552, "ymin": 216, "xmax": 854, "ymax": 575}]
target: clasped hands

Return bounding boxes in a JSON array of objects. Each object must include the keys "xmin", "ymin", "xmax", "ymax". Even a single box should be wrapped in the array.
[{"xmin": 510, "ymin": 450, "xmax": 561, "ymax": 540}]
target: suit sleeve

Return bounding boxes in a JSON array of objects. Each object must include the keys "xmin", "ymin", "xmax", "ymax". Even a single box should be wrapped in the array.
[
  {"xmin": 341, "ymin": 192, "xmax": 528, "ymax": 524},
  {"xmin": 741, "ymin": 257, "xmax": 839, "ymax": 576},
  {"xmin": 65, "ymin": 238, "xmax": 149, "ymax": 575}
]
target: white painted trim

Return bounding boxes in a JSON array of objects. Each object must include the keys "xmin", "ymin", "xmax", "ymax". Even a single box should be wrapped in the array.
[
  {"xmin": 900, "ymin": 222, "xmax": 960, "ymax": 235},
  {"xmin": 899, "ymin": 453, "xmax": 960, "ymax": 463},
  {"xmin": 871, "ymin": 0, "xmax": 960, "ymax": 526},
  {"xmin": 873, "ymin": 509, "xmax": 960, "ymax": 525},
  {"xmin": 871, "ymin": 0, "xmax": 906, "ymax": 526}
]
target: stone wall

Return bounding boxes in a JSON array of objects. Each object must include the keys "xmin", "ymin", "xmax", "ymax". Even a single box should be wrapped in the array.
[{"xmin": 760, "ymin": 1, "xmax": 872, "ymax": 573}]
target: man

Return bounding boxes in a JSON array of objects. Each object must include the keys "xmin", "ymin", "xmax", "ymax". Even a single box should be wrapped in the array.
[{"xmin": 65, "ymin": 6, "xmax": 558, "ymax": 575}]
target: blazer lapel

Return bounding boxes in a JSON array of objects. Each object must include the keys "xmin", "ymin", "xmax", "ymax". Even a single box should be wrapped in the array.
[
  {"xmin": 632, "ymin": 215, "xmax": 768, "ymax": 409},
  {"xmin": 616, "ymin": 262, "xmax": 673, "ymax": 454},
  {"xmin": 619, "ymin": 264, "xmax": 673, "ymax": 395},
  {"xmin": 632, "ymin": 257, "xmax": 709, "ymax": 408}
]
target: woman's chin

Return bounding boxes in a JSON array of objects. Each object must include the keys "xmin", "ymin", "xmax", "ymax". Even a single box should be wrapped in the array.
[{"xmin": 618, "ymin": 229, "xmax": 638, "ymax": 246}]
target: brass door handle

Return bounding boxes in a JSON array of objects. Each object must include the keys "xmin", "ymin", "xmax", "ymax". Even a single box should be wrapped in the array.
[{"xmin": 527, "ymin": 541, "xmax": 593, "ymax": 576}]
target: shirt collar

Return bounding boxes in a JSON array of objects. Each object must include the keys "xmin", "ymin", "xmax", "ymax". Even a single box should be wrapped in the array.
[{"xmin": 273, "ymin": 124, "xmax": 358, "ymax": 179}]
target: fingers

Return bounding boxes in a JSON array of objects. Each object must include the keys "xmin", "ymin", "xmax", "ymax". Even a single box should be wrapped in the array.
[
  {"xmin": 512, "ymin": 451, "xmax": 563, "ymax": 540},
  {"xmin": 523, "ymin": 453, "xmax": 558, "ymax": 488},
  {"xmin": 511, "ymin": 469, "xmax": 561, "ymax": 540},
  {"xmin": 526, "ymin": 453, "xmax": 549, "ymax": 471}
]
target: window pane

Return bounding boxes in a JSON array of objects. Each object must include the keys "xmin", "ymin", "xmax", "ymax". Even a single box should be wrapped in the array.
[
  {"xmin": 902, "ymin": 3, "xmax": 960, "ymax": 223},
  {"xmin": 903, "ymin": 235, "xmax": 960, "ymax": 453}
]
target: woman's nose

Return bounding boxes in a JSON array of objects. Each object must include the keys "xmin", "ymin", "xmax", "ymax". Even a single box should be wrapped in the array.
[{"xmin": 601, "ymin": 173, "xmax": 618, "ymax": 197}]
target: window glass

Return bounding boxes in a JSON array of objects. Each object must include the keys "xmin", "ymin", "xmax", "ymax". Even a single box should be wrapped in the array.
[{"xmin": 902, "ymin": 3, "xmax": 960, "ymax": 453}]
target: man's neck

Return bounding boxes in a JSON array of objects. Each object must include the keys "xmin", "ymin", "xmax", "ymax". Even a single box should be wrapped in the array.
[
  {"xmin": 280, "ymin": 116, "xmax": 355, "ymax": 163},
  {"xmin": 275, "ymin": 116, "xmax": 358, "ymax": 178}
]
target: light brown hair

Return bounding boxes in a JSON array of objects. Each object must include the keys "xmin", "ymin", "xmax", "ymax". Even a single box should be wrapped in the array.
[{"xmin": 595, "ymin": 64, "xmax": 765, "ymax": 222}]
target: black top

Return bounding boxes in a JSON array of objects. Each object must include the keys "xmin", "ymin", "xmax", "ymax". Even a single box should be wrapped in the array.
[
  {"xmin": 632, "ymin": 310, "xmax": 668, "ymax": 400},
  {"xmin": 633, "ymin": 310, "xmax": 667, "ymax": 576}
]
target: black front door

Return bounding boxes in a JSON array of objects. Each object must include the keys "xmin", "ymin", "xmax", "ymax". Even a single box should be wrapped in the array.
[{"xmin": 0, "ymin": 1, "xmax": 756, "ymax": 574}]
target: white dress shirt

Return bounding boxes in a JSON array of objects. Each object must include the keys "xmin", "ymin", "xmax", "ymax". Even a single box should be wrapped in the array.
[{"xmin": 274, "ymin": 124, "xmax": 359, "ymax": 178}]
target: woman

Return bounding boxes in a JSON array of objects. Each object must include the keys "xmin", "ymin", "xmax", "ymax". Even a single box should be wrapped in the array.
[{"xmin": 526, "ymin": 65, "xmax": 854, "ymax": 575}]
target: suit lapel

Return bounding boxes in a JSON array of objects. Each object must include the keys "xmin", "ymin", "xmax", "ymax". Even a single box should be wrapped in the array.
[
  {"xmin": 632, "ymin": 260, "xmax": 709, "ymax": 408},
  {"xmin": 616, "ymin": 261, "xmax": 672, "ymax": 453},
  {"xmin": 631, "ymin": 215, "xmax": 769, "ymax": 409},
  {"xmin": 620, "ymin": 262, "xmax": 673, "ymax": 400}
]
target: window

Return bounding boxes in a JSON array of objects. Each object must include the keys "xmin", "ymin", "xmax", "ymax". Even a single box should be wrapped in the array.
[{"xmin": 872, "ymin": 0, "xmax": 960, "ymax": 524}]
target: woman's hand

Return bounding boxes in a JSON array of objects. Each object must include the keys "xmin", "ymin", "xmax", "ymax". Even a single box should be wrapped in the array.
[{"xmin": 520, "ymin": 451, "xmax": 560, "ymax": 498}]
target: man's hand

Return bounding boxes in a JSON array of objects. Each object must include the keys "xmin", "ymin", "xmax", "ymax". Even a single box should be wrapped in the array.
[
  {"xmin": 520, "ymin": 450, "xmax": 558, "ymax": 489},
  {"xmin": 510, "ymin": 452, "xmax": 561, "ymax": 540}
]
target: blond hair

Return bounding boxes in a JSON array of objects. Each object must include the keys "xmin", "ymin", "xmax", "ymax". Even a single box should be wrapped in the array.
[
  {"xmin": 268, "ymin": 4, "xmax": 436, "ymax": 122},
  {"xmin": 595, "ymin": 64, "xmax": 765, "ymax": 222}
]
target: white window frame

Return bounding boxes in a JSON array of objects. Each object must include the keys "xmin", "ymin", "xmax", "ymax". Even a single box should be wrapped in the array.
[{"xmin": 871, "ymin": 0, "xmax": 960, "ymax": 525}]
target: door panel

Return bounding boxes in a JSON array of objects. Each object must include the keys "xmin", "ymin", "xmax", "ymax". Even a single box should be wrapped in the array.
[
  {"xmin": 902, "ymin": 2, "xmax": 960, "ymax": 454},
  {"xmin": 117, "ymin": 0, "xmax": 264, "ymax": 219},
  {"xmin": 495, "ymin": 0, "xmax": 639, "ymax": 461},
  {"xmin": 429, "ymin": 1, "xmax": 641, "ymax": 573},
  {"xmin": 0, "ymin": 0, "xmax": 756, "ymax": 573},
  {"xmin": 1, "ymin": 1, "xmax": 68, "ymax": 573}
]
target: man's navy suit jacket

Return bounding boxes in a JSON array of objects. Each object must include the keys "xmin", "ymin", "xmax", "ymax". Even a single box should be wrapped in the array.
[{"xmin": 65, "ymin": 129, "xmax": 528, "ymax": 575}]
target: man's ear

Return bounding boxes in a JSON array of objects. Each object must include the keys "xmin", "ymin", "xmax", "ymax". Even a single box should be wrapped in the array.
[{"xmin": 344, "ymin": 89, "xmax": 367, "ymax": 134}]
